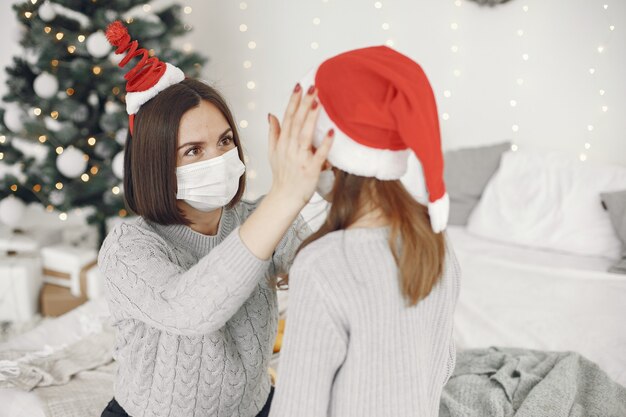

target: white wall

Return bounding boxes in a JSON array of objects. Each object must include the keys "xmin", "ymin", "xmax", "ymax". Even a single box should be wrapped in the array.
[
  {"xmin": 1, "ymin": 0, "xmax": 625, "ymax": 200},
  {"xmin": 180, "ymin": 0, "xmax": 626, "ymax": 197}
]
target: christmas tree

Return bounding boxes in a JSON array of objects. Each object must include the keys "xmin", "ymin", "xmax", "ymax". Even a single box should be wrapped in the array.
[{"xmin": 0, "ymin": 0, "xmax": 206, "ymax": 242}]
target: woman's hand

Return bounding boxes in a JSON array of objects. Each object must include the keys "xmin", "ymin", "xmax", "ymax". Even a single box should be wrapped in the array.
[
  {"xmin": 267, "ymin": 84, "xmax": 334, "ymax": 210},
  {"xmin": 239, "ymin": 84, "xmax": 333, "ymax": 261}
]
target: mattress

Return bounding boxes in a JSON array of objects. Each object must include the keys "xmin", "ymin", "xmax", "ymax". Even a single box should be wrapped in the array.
[{"xmin": 447, "ymin": 225, "xmax": 626, "ymax": 387}]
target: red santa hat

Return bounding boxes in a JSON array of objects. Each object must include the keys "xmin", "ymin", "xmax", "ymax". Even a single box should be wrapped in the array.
[
  {"xmin": 300, "ymin": 45, "xmax": 449, "ymax": 233},
  {"xmin": 105, "ymin": 21, "xmax": 185, "ymax": 135}
]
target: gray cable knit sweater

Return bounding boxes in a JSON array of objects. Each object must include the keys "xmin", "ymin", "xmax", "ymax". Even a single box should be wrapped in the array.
[
  {"xmin": 98, "ymin": 199, "xmax": 308, "ymax": 417},
  {"xmin": 269, "ymin": 227, "xmax": 461, "ymax": 417}
]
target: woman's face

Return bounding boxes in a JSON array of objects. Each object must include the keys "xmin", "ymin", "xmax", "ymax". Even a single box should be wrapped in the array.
[{"xmin": 177, "ymin": 100, "xmax": 237, "ymax": 167}]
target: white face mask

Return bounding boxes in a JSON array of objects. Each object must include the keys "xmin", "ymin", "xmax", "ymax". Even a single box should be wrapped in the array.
[
  {"xmin": 316, "ymin": 169, "xmax": 335, "ymax": 199},
  {"xmin": 176, "ymin": 147, "xmax": 245, "ymax": 212}
]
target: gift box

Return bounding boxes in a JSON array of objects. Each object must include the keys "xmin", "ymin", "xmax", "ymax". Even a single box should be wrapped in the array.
[
  {"xmin": 0, "ymin": 224, "xmax": 62, "ymax": 255},
  {"xmin": 41, "ymin": 245, "xmax": 98, "ymax": 298},
  {"xmin": 39, "ymin": 284, "xmax": 87, "ymax": 317},
  {"xmin": 0, "ymin": 253, "xmax": 43, "ymax": 322}
]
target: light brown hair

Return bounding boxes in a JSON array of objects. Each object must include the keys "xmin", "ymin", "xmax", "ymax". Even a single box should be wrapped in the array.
[
  {"xmin": 122, "ymin": 78, "xmax": 246, "ymax": 225},
  {"xmin": 297, "ymin": 169, "xmax": 446, "ymax": 306}
]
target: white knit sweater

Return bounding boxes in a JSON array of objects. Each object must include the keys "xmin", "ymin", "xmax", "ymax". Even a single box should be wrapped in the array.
[
  {"xmin": 269, "ymin": 227, "xmax": 461, "ymax": 417},
  {"xmin": 98, "ymin": 199, "xmax": 308, "ymax": 417}
]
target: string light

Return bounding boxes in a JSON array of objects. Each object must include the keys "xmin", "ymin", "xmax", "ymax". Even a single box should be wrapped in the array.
[
  {"xmin": 59, "ymin": 213, "xmax": 67, "ymax": 221},
  {"xmin": 10, "ymin": 184, "xmax": 18, "ymax": 192},
  {"xmin": 56, "ymin": 32, "xmax": 64, "ymax": 40},
  {"xmin": 50, "ymin": 111, "xmax": 59, "ymax": 119},
  {"xmin": 33, "ymin": 107, "xmax": 42, "ymax": 116},
  {"xmin": 143, "ymin": 4, "xmax": 151, "ymax": 12},
  {"xmin": 78, "ymin": 35, "xmax": 85, "ymax": 42},
  {"xmin": 56, "ymin": 146, "xmax": 63, "ymax": 155},
  {"xmin": 0, "ymin": 135, "xmax": 5, "ymax": 143},
  {"xmin": 81, "ymin": 174, "xmax": 90, "ymax": 182},
  {"xmin": 51, "ymin": 59, "xmax": 59, "ymax": 67},
  {"xmin": 240, "ymin": 24, "xmax": 248, "ymax": 32},
  {"xmin": 55, "ymin": 182, "xmax": 63, "ymax": 190},
  {"xmin": 246, "ymin": 81, "xmax": 256, "ymax": 89},
  {"xmin": 88, "ymin": 137, "xmax": 97, "ymax": 146},
  {"xmin": 239, "ymin": 120, "xmax": 249, "ymax": 128},
  {"xmin": 44, "ymin": 26, "xmax": 51, "ymax": 34},
  {"xmin": 66, "ymin": 88, "xmax": 75, "ymax": 96},
  {"xmin": 90, "ymin": 166, "xmax": 99, "ymax": 175},
  {"xmin": 0, "ymin": 153, "xmax": 3, "ymax": 160},
  {"xmin": 67, "ymin": 45, "xmax": 76, "ymax": 54},
  {"xmin": 184, "ymin": 6, "xmax": 192, "ymax": 14},
  {"xmin": 239, "ymin": 2, "xmax": 247, "ymax": 10},
  {"xmin": 92, "ymin": 66, "xmax": 102, "ymax": 75},
  {"xmin": 33, "ymin": 184, "xmax": 42, "ymax": 192},
  {"xmin": 38, "ymin": 135, "xmax": 47, "ymax": 143},
  {"xmin": 248, "ymin": 41, "xmax": 256, "ymax": 49},
  {"xmin": 311, "ymin": 41, "xmax": 319, "ymax": 49},
  {"xmin": 243, "ymin": 60, "xmax": 252, "ymax": 69},
  {"xmin": 24, "ymin": 11, "xmax": 32, "ymax": 18},
  {"xmin": 112, "ymin": 186, "xmax": 120, "ymax": 194}
]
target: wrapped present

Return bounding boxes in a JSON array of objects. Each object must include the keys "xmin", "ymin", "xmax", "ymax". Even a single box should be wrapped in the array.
[
  {"xmin": 41, "ymin": 245, "xmax": 98, "ymax": 298},
  {"xmin": 39, "ymin": 284, "xmax": 87, "ymax": 317},
  {"xmin": 62, "ymin": 224, "xmax": 99, "ymax": 250},
  {"xmin": 0, "ymin": 224, "xmax": 62, "ymax": 255},
  {"xmin": 0, "ymin": 253, "xmax": 43, "ymax": 322}
]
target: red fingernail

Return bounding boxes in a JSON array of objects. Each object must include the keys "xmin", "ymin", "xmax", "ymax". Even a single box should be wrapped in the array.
[
  {"xmin": 312, "ymin": 100, "xmax": 319, "ymax": 110},
  {"xmin": 294, "ymin": 83, "xmax": 301, "ymax": 93},
  {"xmin": 307, "ymin": 85, "xmax": 315, "ymax": 95},
  {"xmin": 328, "ymin": 129, "xmax": 335, "ymax": 137}
]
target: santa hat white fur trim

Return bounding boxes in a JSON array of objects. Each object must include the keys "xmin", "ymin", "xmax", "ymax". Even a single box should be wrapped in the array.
[{"xmin": 125, "ymin": 63, "xmax": 185, "ymax": 115}]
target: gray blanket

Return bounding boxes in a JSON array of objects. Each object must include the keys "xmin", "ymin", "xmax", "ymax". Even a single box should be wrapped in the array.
[{"xmin": 440, "ymin": 347, "xmax": 626, "ymax": 417}]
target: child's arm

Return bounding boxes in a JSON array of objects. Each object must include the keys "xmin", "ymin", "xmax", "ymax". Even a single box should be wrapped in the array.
[{"xmin": 269, "ymin": 266, "xmax": 347, "ymax": 417}]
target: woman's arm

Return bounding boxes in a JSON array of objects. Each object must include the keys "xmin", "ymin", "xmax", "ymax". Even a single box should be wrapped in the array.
[
  {"xmin": 240, "ymin": 84, "xmax": 333, "ymax": 260},
  {"xmin": 269, "ymin": 265, "xmax": 348, "ymax": 417},
  {"xmin": 99, "ymin": 223, "xmax": 269, "ymax": 336}
]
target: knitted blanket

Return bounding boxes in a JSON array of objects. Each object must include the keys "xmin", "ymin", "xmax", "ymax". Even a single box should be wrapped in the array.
[
  {"xmin": 0, "ymin": 329, "xmax": 115, "ymax": 417},
  {"xmin": 440, "ymin": 347, "xmax": 626, "ymax": 417}
]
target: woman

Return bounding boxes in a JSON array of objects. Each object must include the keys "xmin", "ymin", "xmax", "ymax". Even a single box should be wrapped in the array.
[
  {"xmin": 269, "ymin": 46, "xmax": 461, "ymax": 417},
  {"xmin": 98, "ymin": 22, "xmax": 333, "ymax": 417}
]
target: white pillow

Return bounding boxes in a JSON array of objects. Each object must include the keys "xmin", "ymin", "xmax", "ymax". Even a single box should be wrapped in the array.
[{"xmin": 466, "ymin": 150, "xmax": 626, "ymax": 259}]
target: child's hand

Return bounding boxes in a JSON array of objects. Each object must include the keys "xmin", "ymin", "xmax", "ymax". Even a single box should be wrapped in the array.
[{"xmin": 267, "ymin": 84, "xmax": 334, "ymax": 210}]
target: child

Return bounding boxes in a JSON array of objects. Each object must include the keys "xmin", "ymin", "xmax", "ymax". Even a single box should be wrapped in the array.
[{"xmin": 269, "ymin": 46, "xmax": 461, "ymax": 417}]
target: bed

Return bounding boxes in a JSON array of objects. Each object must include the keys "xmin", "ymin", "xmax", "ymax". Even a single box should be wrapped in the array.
[{"xmin": 1, "ymin": 204, "xmax": 625, "ymax": 416}]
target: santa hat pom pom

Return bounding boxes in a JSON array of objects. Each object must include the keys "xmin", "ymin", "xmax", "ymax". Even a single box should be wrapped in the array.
[{"xmin": 105, "ymin": 21, "xmax": 129, "ymax": 47}]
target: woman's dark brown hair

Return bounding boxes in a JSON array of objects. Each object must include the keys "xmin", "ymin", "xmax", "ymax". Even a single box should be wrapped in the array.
[
  {"xmin": 123, "ymin": 78, "xmax": 246, "ymax": 225},
  {"xmin": 296, "ymin": 169, "xmax": 446, "ymax": 306}
]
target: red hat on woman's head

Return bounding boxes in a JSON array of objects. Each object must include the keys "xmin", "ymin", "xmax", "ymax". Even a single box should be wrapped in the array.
[
  {"xmin": 105, "ymin": 21, "xmax": 185, "ymax": 135},
  {"xmin": 299, "ymin": 45, "xmax": 449, "ymax": 233}
]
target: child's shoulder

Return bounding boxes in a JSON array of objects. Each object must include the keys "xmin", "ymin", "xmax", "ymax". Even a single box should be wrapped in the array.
[{"xmin": 291, "ymin": 230, "xmax": 346, "ymax": 270}]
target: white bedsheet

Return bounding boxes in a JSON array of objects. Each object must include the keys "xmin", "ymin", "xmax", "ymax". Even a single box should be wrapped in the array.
[{"xmin": 447, "ymin": 226, "xmax": 626, "ymax": 387}]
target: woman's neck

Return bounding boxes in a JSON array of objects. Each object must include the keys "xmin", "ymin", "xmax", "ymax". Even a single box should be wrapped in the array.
[{"xmin": 177, "ymin": 203, "xmax": 223, "ymax": 236}]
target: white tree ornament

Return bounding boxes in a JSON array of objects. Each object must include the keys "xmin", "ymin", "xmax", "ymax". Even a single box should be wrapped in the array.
[
  {"xmin": 0, "ymin": 195, "xmax": 26, "ymax": 228},
  {"xmin": 86, "ymin": 31, "xmax": 111, "ymax": 58},
  {"xmin": 3, "ymin": 104, "xmax": 24, "ymax": 132},
  {"xmin": 33, "ymin": 72, "xmax": 59, "ymax": 99},
  {"xmin": 112, "ymin": 151, "xmax": 124, "ymax": 179},
  {"xmin": 38, "ymin": 1, "xmax": 56, "ymax": 22},
  {"xmin": 56, "ymin": 146, "xmax": 87, "ymax": 178}
]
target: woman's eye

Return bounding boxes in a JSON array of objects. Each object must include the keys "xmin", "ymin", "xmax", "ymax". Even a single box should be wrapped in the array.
[
  {"xmin": 185, "ymin": 146, "xmax": 202, "ymax": 157},
  {"xmin": 219, "ymin": 136, "xmax": 234, "ymax": 147}
]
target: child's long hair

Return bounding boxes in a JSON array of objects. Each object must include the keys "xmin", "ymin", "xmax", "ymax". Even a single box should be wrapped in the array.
[{"xmin": 295, "ymin": 168, "xmax": 446, "ymax": 306}]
